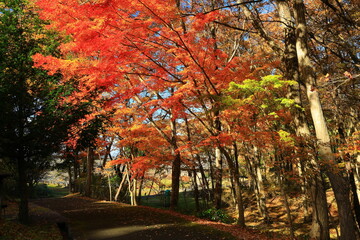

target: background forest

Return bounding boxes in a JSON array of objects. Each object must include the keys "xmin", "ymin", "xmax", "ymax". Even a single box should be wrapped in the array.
[{"xmin": 0, "ymin": 0, "xmax": 359, "ymax": 239}]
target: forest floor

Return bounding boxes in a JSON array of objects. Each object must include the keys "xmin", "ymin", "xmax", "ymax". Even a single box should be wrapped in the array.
[
  {"xmin": 30, "ymin": 194, "xmax": 283, "ymax": 240},
  {"xmin": 0, "ymin": 187, "xmax": 340, "ymax": 239}
]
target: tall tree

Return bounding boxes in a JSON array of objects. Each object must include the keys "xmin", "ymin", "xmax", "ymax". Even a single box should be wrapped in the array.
[{"xmin": 0, "ymin": 0, "xmax": 83, "ymax": 223}]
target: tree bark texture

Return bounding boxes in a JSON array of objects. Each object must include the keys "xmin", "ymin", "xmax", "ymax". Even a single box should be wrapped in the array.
[
  {"xmin": 309, "ymin": 174, "xmax": 330, "ymax": 240},
  {"xmin": 214, "ymin": 147, "xmax": 223, "ymax": 209},
  {"xmin": 294, "ymin": 1, "xmax": 356, "ymax": 239}
]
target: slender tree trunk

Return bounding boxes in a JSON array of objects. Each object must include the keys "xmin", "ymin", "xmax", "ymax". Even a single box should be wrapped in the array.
[
  {"xmin": 214, "ymin": 147, "xmax": 223, "ymax": 209},
  {"xmin": 220, "ymin": 147, "xmax": 245, "ymax": 227},
  {"xmin": 108, "ymin": 174, "xmax": 112, "ymax": 201},
  {"xmin": 294, "ymin": 1, "xmax": 356, "ymax": 239},
  {"xmin": 68, "ymin": 164, "xmax": 73, "ymax": 193},
  {"xmin": 85, "ymin": 147, "xmax": 94, "ymax": 197},
  {"xmin": 213, "ymin": 107, "xmax": 223, "ymax": 209},
  {"xmin": 146, "ymin": 170, "xmax": 158, "ymax": 200},
  {"xmin": 297, "ymin": 161, "xmax": 311, "ymax": 222},
  {"xmin": 192, "ymin": 167, "xmax": 200, "ymax": 212},
  {"xmin": 73, "ymin": 155, "xmax": 78, "ymax": 192},
  {"xmin": 309, "ymin": 173, "xmax": 329, "ymax": 240},
  {"xmin": 255, "ymin": 159, "xmax": 269, "ymax": 222},
  {"xmin": 355, "ymin": 155, "xmax": 360, "ymax": 198},
  {"xmin": 278, "ymin": 173, "xmax": 295, "ymax": 239},
  {"xmin": 244, "ymin": 152, "xmax": 269, "ymax": 222},
  {"xmin": 208, "ymin": 153, "xmax": 215, "ymax": 200},
  {"xmin": 229, "ymin": 173, "xmax": 237, "ymax": 208},
  {"xmin": 137, "ymin": 176, "xmax": 144, "ymax": 205},
  {"xmin": 132, "ymin": 178, "xmax": 138, "ymax": 206},
  {"xmin": 197, "ymin": 155, "xmax": 211, "ymax": 201},
  {"xmin": 115, "ymin": 169, "xmax": 127, "ymax": 202},
  {"xmin": 170, "ymin": 116, "xmax": 181, "ymax": 210},
  {"xmin": 102, "ymin": 140, "xmax": 113, "ymax": 167},
  {"xmin": 18, "ymin": 155, "xmax": 29, "ymax": 224},
  {"xmin": 170, "ymin": 151, "xmax": 181, "ymax": 209},
  {"xmin": 126, "ymin": 171, "xmax": 134, "ymax": 205},
  {"xmin": 349, "ymin": 171, "xmax": 360, "ymax": 231}
]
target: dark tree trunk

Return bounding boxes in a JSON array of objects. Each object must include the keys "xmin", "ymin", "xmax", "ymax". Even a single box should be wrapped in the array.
[
  {"xmin": 85, "ymin": 147, "xmax": 94, "ymax": 197},
  {"xmin": 137, "ymin": 176, "xmax": 144, "ymax": 205},
  {"xmin": 68, "ymin": 164, "xmax": 73, "ymax": 193},
  {"xmin": 192, "ymin": 167, "xmax": 200, "ymax": 212},
  {"xmin": 327, "ymin": 171, "xmax": 356, "ymax": 240},
  {"xmin": 349, "ymin": 171, "xmax": 360, "ymax": 231},
  {"xmin": 170, "ymin": 116, "xmax": 181, "ymax": 210},
  {"xmin": 18, "ymin": 155, "xmax": 29, "ymax": 224},
  {"xmin": 170, "ymin": 152, "xmax": 181, "ymax": 209},
  {"xmin": 208, "ymin": 153, "xmax": 215, "ymax": 198},
  {"xmin": 220, "ymin": 147, "xmax": 245, "ymax": 227},
  {"xmin": 73, "ymin": 155, "xmax": 78, "ymax": 192},
  {"xmin": 278, "ymin": 173, "xmax": 295, "ymax": 239}
]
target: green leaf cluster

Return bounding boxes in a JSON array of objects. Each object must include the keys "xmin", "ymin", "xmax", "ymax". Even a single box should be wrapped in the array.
[
  {"xmin": 225, "ymin": 75, "xmax": 298, "ymax": 114},
  {"xmin": 277, "ymin": 130, "xmax": 295, "ymax": 146}
]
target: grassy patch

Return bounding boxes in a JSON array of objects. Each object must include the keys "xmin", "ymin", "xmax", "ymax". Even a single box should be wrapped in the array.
[
  {"xmin": 47, "ymin": 185, "xmax": 69, "ymax": 198},
  {"xmin": 30, "ymin": 184, "xmax": 69, "ymax": 199},
  {"xmin": 140, "ymin": 191, "xmax": 209, "ymax": 215}
]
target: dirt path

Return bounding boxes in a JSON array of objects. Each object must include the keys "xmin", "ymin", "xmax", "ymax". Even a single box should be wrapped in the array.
[{"xmin": 33, "ymin": 196, "xmax": 236, "ymax": 240}]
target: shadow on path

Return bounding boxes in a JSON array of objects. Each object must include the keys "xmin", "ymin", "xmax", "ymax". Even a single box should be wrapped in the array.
[{"xmin": 33, "ymin": 196, "xmax": 235, "ymax": 240}]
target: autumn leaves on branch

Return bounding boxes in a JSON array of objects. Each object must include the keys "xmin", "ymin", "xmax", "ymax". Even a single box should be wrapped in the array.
[{"xmin": 31, "ymin": 0, "xmax": 359, "ymax": 239}]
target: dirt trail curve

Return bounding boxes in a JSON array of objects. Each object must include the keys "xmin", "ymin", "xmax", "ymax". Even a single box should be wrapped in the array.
[{"xmin": 33, "ymin": 196, "xmax": 238, "ymax": 240}]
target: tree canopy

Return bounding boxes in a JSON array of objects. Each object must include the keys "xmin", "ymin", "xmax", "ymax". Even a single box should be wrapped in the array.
[{"xmin": 1, "ymin": 0, "xmax": 359, "ymax": 238}]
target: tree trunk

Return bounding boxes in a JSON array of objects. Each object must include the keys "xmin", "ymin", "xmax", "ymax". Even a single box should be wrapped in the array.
[
  {"xmin": 102, "ymin": 139, "xmax": 113, "ymax": 167},
  {"xmin": 255, "ymin": 159, "xmax": 269, "ymax": 222},
  {"xmin": 244, "ymin": 152, "xmax": 269, "ymax": 222},
  {"xmin": 18, "ymin": 155, "xmax": 29, "ymax": 224},
  {"xmin": 297, "ymin": 161, "xmax": 311, "ymax": 222},
  {"xmin": 73, "ymin": 155, "xmax": 79, "ymax": 192},
  {"xmin": 197, "ymin": 155, "xmax": 211, "ymax": 202},
  {"xmin": 68, "ymin": 164, "xmax": 73, "ymax": 193},
  {"xmin": 294, "ymin": 1, "xmax": 356, "ymax": 239},
  {"xmin": 192, "ymin": 167, "xmax": 200, "ymax": 212},
  {"xmin": 107, "ymin": 174, "xmax": 112, "ymax": 201},
  {"xmin": 277, "ymin": 2, "xmax": 329, "ymax": 234},
  {"xmin": 170, "ymin": 116, "xmax": 181, "ymax": 210},
  {"xmin": 349, "ymin": 171, "xmax": 360, "ymax": 231},
  {"xmin": 278, "ymin": 173, "xmax": 295, "ymax": 239},
  {"xmin": 208, "ymin": 153, "xmax": 215, "ymax": 199},
  {"xmin": 85, "ymin": 147, "xmax": 94, "ymax": 197},
  {"xmin": 170, "ymin": 151, "xmax": 181, "ymax": 209},
  {"xmin": 132, "ymin": 178, "xmax": 138, "ymax": 206},
  {"xmin": 214, "ymin": 147, "xmax": 223, "ymax": 209},
  {"xmin": 220, "ymin": 147, "xmax": 245, "ymax": 227},
  {"xmin": 309, "ymin": 173, "xmax": 330, "ymax": 240},
  {"xmin": 115, "ymin": 169, "xmax": 127, "ymax": 202},
  {"xmin": 137, "ymin": 176, "xmax": 144, "ymax": 205}
]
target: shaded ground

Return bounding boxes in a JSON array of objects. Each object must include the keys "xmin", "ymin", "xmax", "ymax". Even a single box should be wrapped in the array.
[
  {"xmin": 0, "ymin": 201, "xmax": 63, "ymax": 240},
  {"xmin": 33, "ymin": 196, "xmax": 237, "ymax": 240}
]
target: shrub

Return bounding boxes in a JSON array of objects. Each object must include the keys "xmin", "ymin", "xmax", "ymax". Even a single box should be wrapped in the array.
[
  {"xmin": 31, "ymin": 184, "xmax": 52, "ymax": 198},
  {"xmin": 197, "ymin": 208, "xmax": 235, "ymax": 224}
]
